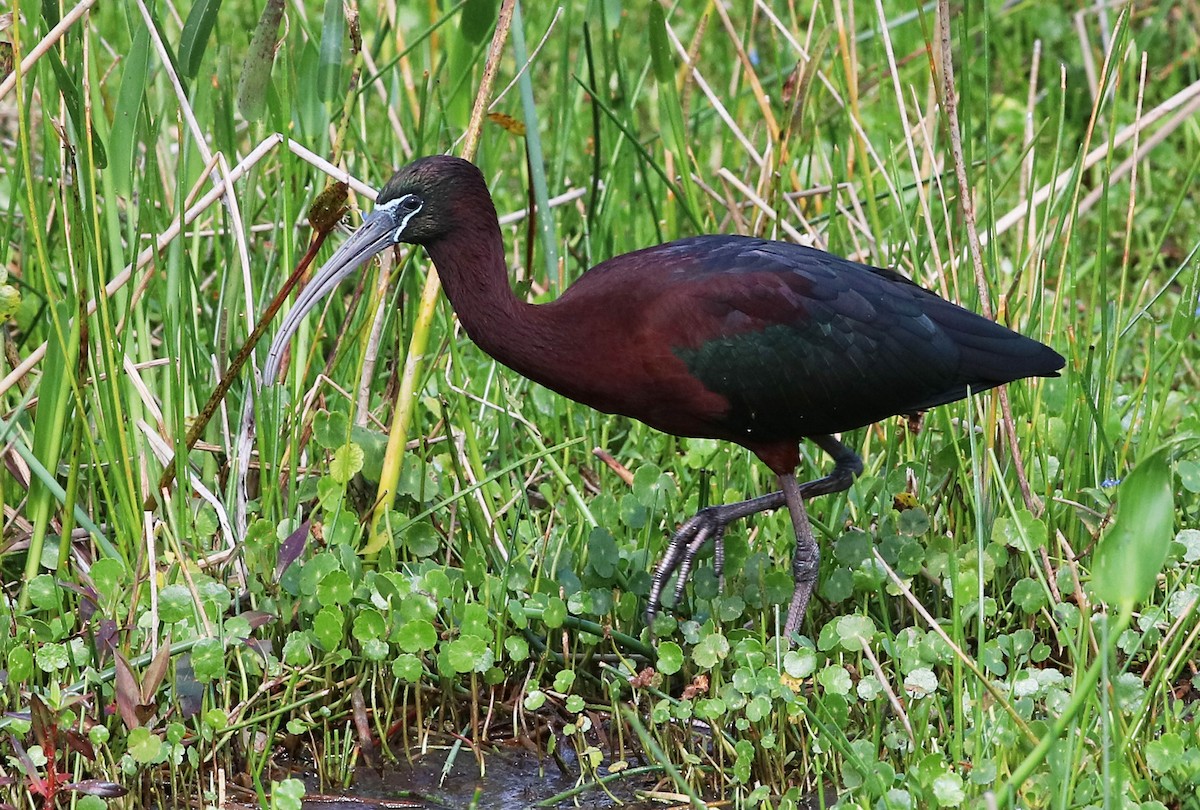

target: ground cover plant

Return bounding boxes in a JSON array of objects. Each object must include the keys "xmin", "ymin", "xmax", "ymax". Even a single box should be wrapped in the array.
[{"xmin": 1, "ymin": 0, "xmax": 1198, "ymax": 807}]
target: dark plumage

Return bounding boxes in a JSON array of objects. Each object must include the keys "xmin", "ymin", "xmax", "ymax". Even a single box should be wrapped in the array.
[{"xmin": 267, "ymin": 155, "xmax": 1064, "ymax": 636}]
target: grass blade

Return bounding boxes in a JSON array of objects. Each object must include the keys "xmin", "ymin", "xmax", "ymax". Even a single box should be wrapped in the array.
[
  {"xmin": 177, "ymin": 0, "xmax": 222, "ymax": 79},
  {"xmin": 108, "ymin": 21, "xmax": 150, "ymax": 197},
  {"xmin": 317, "ymin": 0, "xmax": 345, "ymax": 103},
  {"xmin": 1091, "ymin": 448, "xmax": 1175, "ymax": 610}
]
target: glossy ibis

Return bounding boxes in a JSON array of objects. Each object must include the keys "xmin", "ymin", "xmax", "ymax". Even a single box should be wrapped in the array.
[{"xmin": 268, "ymin": 155, "xmax": 1064, "ymax": 637}]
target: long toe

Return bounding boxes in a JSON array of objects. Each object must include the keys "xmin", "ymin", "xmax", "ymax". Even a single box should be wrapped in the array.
[
  {"xmin": 647, "ymin": 507, "xmax": 724, "ymax": 625},
  {"xmin": 646, "ymin": 485, "xmax": 810, "ymax": 630},
  {"xmin": 671, "ymin": 522, "xmax": 724, "ymax": 605}
]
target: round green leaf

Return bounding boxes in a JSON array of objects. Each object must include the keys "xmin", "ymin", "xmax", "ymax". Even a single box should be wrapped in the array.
[
  {"xmin": 459, "ymin": 603, "xmax": 490, "ymax": 640},
  {"xmin": 313, "ymin": 409, "xmax": 349, "ymax": 449},
  {"xmin": 745, "ymin": 694, "xmax": 770, "ymax": 722},
  {"xmin": 90, "ymin": 558, "xmax": 127, "ymax": 604},
  {"xmin": 656, "ymin": 641, "xmax": 684, "ymax": 675},
  {"xmin": 1145, "ymin": 733, "xmax": 1183, "ymax": 773},
  {"xmin": 203, "ymin": 710, "xmax": 229, "ymax": 731},
  {"xmin": 1012, "ymin": 578, "xmax": 1047, "ymax": 613},
  {"xmin": 932, "ymin": 772, "xmax": 965, "ymax": 806},
  {"xmin": 618, "ymin": 494, "xmax": 647, "ymax": 530},
  {"xmin": 1175, "ymin": 529, "xmax": 1200, "ymax": 563},
  {"xmin": 312, "ymin": 606, "xmax": 345, "ymax": 650},
  {"xmin": 352, "ymin": 608, "xmax": 386, "ymax": 642},
  {"xmin": 361, "ymin": 637, "xmax": 390, "ymax": 661},
  {"xmin": 817, "ymin": 664, "xmax": 851, "ymax": 696},
  {"xmin": 392, "ymin": 653, "xmax": 423, "ymax": 683},
  {"xmin": 904, "ymin": 667, "xmax": 938, "ymax": 698},
  {"xmin": 7, "ymin": 646, "xmax": 33, "ymax": 681},
  {"xmin": 835, "ymin": 614, "xmax": 876, "ymax": 651},
  {"xmin": 28, "ymin": 575, "xmax": 60, "ymax": 610},
  {"xmin": 316, "ymin": 570, "xmax": 353, "ymax": 607},
  {"xmin": 270, "ymin": 778, "xmax": 305, "ymax": 810},
  {"xmin": 897, "ymin": 507, "xmax": 930, "ymax": 537},
  {"xmin": 994, "ymin": 508, "xmax": 1047, "ymax": 553},
  {"xmin": 282, "ymin": 631, "xmax": 314, "ymax": 667},
  {"xmin": 35, "ymin": 643, "xmax": 69, "ymax": 672},
  {"xmin": 299, "ymin": 553, "xmax": 338, "ymax": 596},
  {"xmin": 541, "ymin": 596, "xmax": 567, "ymax": 628},
  {"xmin": 553, "ymin": 669, "xmax": 576, "ymax": 693},
  {"xmin": 783, "ymin": 648, "xmax": 817, "ymax": 679},
  {"xmin": 692, "ymin": 632, "xmax": 730, "ymax": 668},
  {"xmin": 762, "ymin": 570, "xmax": 794, "ymax": 605},
  {"xmin": 586, "ymin": 527, "xmax": 620, "ymax": 578},
  {"xmin": 398, "ymin": 620, "xmax": 438, "ymax": 653},
  {"xmin": 402, "ymin": 522, "xmax": 441, "ymax": 558},
  {"xmin": 445, "ymin": 636, "xmax": 493, "ymax": 674},
  {"xmin": 158, "ymin": 584, "xmax": 193, "ymax": 624},
  {"xmin": 127, "ymin": 727, "xmax": 163, "ymax": 764},
  {"xmin": 633, "ymin": 464, "xmax": 675, "ymax": 510},
  {"xmin": 504, "ymin": 635, "xmax": 529, "ymax": 662},
  {"xmin": 330, "ymin": 442, "xmax": 364, "ymax": 484},
  {"xmin": 1177, "ymin": 459, "xmax": 1200, "ymax": 493}
]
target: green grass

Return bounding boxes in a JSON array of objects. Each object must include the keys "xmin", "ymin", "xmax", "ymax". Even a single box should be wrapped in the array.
[{"xmin": 1, "ymin": 1, "xmax": 1199, "ymax": 807}]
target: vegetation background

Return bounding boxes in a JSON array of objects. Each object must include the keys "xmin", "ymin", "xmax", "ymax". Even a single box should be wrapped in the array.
[{"xmin": 0, "ymin": 0, "xmax": 1197, "ymax": 807}]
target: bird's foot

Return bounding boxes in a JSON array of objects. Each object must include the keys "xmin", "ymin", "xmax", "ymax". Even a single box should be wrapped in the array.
[
  {"xmin": 644, "ymin": 507, "xmax": 727, "ymax": 628},
  {"xmin": 643, "ymin": 438, "xmax": 862, "ymax": 635},
  {"xmin": 644, "ymin": 489, "xmax": 789, "ymax": 628}
]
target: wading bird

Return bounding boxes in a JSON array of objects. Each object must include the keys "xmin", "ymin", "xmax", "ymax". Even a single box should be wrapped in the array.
[{"xmin": 266, "ymin": 156, "xmax": 1064, "ymax": 637}]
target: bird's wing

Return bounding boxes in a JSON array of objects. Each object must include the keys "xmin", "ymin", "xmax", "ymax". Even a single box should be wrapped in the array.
[{"xmin": 647, "ymin": 240, "xmax": 1041, "ymax": 437}]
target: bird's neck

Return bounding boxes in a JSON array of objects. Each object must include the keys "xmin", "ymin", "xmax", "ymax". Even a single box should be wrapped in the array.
[{"xmin": 425, "ymin": 230, "xmax": 558, "ymax": 380}]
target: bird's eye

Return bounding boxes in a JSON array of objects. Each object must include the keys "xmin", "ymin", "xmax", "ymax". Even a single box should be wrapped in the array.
[{"xmin": 388, "ymin": 194, "xmax": 424, "ymax": 242}]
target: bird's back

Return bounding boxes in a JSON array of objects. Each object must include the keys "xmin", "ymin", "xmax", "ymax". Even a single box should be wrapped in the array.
[{"xmin": 549, "ymin": 235, "xmax": 1063, "ymax": 445}]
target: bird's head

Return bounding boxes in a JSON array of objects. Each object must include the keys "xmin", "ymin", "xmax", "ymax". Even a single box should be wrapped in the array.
[
  {"xmin": 372, "ymin": 155, "xmax": 488, "ymax": 245},
  {"xmin": 262, "ymin": 155, "xmax": 487, "ymax": 382}
]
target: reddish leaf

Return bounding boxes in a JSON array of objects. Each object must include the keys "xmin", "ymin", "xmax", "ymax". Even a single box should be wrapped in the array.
[
  {"xmin": 487, "ymin": 111, "xmax": 526, "ymax": 136},
  {"xmin": 240, "ymin": 610, "xmax": 276, "ymax": 631},
  {"xmin": 63, "ymin": 728, "xmax": 96, "ymax": 760},
  {"xmin": 113, "ymin": 654, "xmax": 142, "ymax": 729},
  {"xmin": 8, "ymin": 735, "xmax": 48, "ymax": 797},
  {"xmin": 29, "ymin": 695, "xmax": 55, "ymax": 752},
  {"xmin": 65, "ymin": 780, "xmax": 129, "ymax": 798},
  {"xmin": 307, "ymin": 182, "xmax": 349, "ymax": 234},
  {"xmin": 141, "ymin": 642, "xmax": 172, "ymax": 703},
  {"xmin": 274, "ymin": 520, "xmax": 310, "ymax": 580},
  {"xmin": 94, "ymin": 619, "xmax": 119, "ymax": 664}
]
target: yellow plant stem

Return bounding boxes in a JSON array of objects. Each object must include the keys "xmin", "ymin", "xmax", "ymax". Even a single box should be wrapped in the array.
[{"xmin": 367, "ymin": 0, "xmax": 518, "ymax": 549}]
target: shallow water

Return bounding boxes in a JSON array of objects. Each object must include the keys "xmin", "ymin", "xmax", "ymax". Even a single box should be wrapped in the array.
[{"xmin": 300, "ymin": 744, "xmax": 665, "ymax": 810}]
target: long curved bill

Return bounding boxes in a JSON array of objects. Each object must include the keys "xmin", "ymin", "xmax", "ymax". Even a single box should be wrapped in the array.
[{"xmin": 263, "ymin": 209, "xmax": 397, "ymax": 383}]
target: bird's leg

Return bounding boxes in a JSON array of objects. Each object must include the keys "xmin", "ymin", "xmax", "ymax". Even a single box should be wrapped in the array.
[
  {"xmin": 645, "ymin": 435, "xmax": 862, "ymax": 631},
  {"xmin": 782, "ymin": 436, "xmax": 862, "ymax": 637},
  {"xmin": 780, "ymin": 474, "xmax": 818, "ymax": 635}
]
